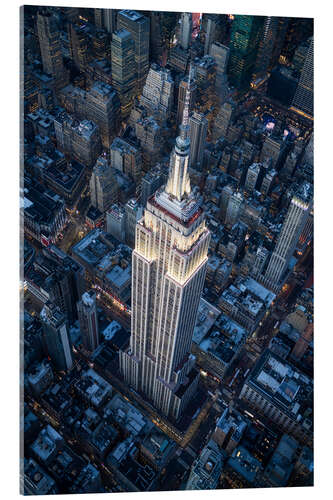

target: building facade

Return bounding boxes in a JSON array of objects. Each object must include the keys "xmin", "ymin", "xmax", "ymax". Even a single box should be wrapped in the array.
[{"xmin": 120, "ymin": 80, "xmax": 210, "ymax": 420}]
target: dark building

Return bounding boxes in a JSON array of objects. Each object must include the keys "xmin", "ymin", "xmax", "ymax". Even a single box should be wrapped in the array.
[{"xmin": 228, "ymin": 15, "xmax": 264, "ymax": 89}]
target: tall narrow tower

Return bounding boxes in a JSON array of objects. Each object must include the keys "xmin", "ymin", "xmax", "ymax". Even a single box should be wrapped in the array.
[
  {"xmin": 264, "ymin": 183, "xmax": 313, "ymax": 290},
  {"xmin": 180, "ymin": 13, "xmax": 192, "ymax": 51},
  {"xmin": 120, "ymin": 77, "xmax": 210, "ymax": 420},
  {"xmin": 291, "ymin": 37, "xmax": 314, "ymax": 117},
  {"xmin": 36, "ymin": 8, "xmax": 68, "ymax": 90}
]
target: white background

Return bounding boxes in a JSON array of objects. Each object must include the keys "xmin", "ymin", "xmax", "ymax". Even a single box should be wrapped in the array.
[{"xmin": 1, "ymin": 1, "xmax": 330, "ymax": 499}]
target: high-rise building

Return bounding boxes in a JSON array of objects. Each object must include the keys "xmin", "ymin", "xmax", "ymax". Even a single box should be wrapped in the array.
[
  {"xmin": 59, "ymin": 82, "xmax": 121, "ymax": 149},
  {"xmin": 291, "ymin": 37, "xmax": 314, "ymax": 118},
  {"xmin": 179, "ymin": 13, "xmax": 192, "ymax": 51},
  {"xmin": 209, "ymin": 42, "xmax": 230, "ymax": 98},
  {"xmin": 212, "ymin": 101, "xmax": 235, "ymax": 141},
  {"xmin": 36, "ymin": 8, "xmax": 68, "ymax": 90},
  {"xmin": 260, "ymin": 169, "xmax": 277, "ymax": 196},
  {"xmin": 253, "ymin": 16, "xmax": 279, "ymax": 79},
  {"xmin": 119, "ymin": 83, "xmax": 210, "ymax": 420},
  {"xmin": 54, "ymin": 114, "xmax": 102, "ymax": 168},
  {"xmin": 225, "ymin": 191, "xmax": 243, "ymax": 227},
  {"xmin": 251, "ymin": 245, "xmax": 270, "ymax": 278},
  {"xmin": 38, "ymin": 248, "xmax": 85, "ymax": 324},
  {"xmin": 177, "ymin": 65, "xmax": 197, "ymax": 127},
  {"xmin": 245, "ymin": 163, "xmax": 261, "ymax": 193},
  {"xmin": 77, "ymin": 290, "xmax": 99, "ymax": 353},
  {"xmin": 90, "ymin": 156, "xmax": 118, "ymax": 213},
  {"xmin": 117, "ymin": 10, "xmax": 150, "ymax": 92},
  {"xmin": 85, "ymin": 82, "xmax": 121, "ymax": 149},
  {"xmin": 110, "ymin": 137, "xmax": 142, "ymax": 185},
  {"xmin": 189, "ymin": 112, "xmax": 208, "ymax": 170},
  {"xmin": 219, "ymin": 184, "xmax": 234, "ymax": 223},
  {"xmin": 103, "ymin": 9, "xmax": 117, "ymax": 33},
  {"xmin": 228, "ymin": 15, "xmax": 264, "ymax": 89},
  {"xmin": 141, "ymin": 163, "xmax": 169, "ymax": 207},
  {"xmin": 68, "ymin": 22, "xmax": 88, "ymax": 72},
  {"xmin": 106, "ymin": 204, "xmax": 126, "ymax": 242},
  {"xmin": 260, "ymin": 135, "xmax": 284, "ymax": 169},
  {"xmin": 124, "ymin": 198, "xmax": 143, "ymax": 248},
  {"xmin": 140, "ymin": 64, "xmax": 174, "ymax": 122},
  {"xmin": 203, "ymin": 14, "xmax": 222, "ymax": 55},
  {"xmin": 111, "ymin": 29, "xmax": 136, "ymax": 119},
  {"xmin": 40, "ymin": 303, "xmax": 73, "ymax": 372},
  {"xmin": 264, "ymin": 183, "xmax": 313, "ymax": 290},
  {"xmin": 135, "ymin": 116, "xmax": 163, "ymax": 171}
]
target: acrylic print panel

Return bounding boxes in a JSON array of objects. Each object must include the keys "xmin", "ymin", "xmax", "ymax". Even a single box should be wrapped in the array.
[{"xmin": 21, "ymin": 3, "xmax": 313, "ymax": 495}]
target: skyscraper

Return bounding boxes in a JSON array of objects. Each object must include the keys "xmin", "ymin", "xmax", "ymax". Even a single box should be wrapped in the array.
[
  {"xmin": 264, "ymin": 183, "xmax": 313, "ymax": 290},
  {"xmin": 36, "ymin": 8, "xmax": 68, "ymax": 90},
  {"xmin": 210, "ymin": 42, "xmax": 230, "ymax": 98},
  {"xmin": 291, "ymin": 37, "xmax": 314, "ymax": 118},
  {"xmin": 119, "ymin": 79, "xmax": 210, "ymax": 420},
  {"xmin": 111, "ymin": 29, "xmax": 136, "ymax": 119},
  {"xmin": 225, "ymin": 191, "xmax": 244, "ymax": 227},
  {"xmin": 253, "ymin": 16, "xmax": 279, "ymax": 79},
  {"xmin": 77, "ymin": 291, "xmax": 99, "ymax": 353},
  {"xmin": 189, "ymin": 112, "xmax": 208, "ymax": 170},
  {"xmin": 117, "ymin": 10, "xmax": 150, "ymax": 93},
  {"xmin": 179, "ymin": 13, "xmax": 192, "ymax": 51},
  {"xmin": 140, "ymin": 64, "xmax": 174, "ymax": 122},
  {"xmin": 90, "ymin": 156, "xmax": 118, "ymax": 213},
  {"xmin": 228, "ymin": 15, "xmax": 264, "ymax": 89},
  {"xmin": 245, "ymin": 163, "xmax": 261, "ymax": 193},
  {"xmin": 68, "ymin": 22, "xmax": 88, "ymax": 72},
  {"xmin": 40, "ymin": 303, "xmax": 73, "ymax": 372}
]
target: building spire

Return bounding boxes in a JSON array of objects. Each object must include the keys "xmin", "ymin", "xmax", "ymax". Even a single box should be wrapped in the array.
[{"xmin": 180, "ymin": 63, "xmax": 194, "ymax": 140}]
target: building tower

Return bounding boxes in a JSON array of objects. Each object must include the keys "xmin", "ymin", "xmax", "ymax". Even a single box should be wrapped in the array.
[
  {"xmin": 228, "ymin": 15, "xmax": 264, "ymax": 89},
  {"xmin": 36, "ymin": 8, "xmax": 68, "ymax": 90},
  {"xmin": 40, "ymin": 303, "xmax": 73, "ymax": 372},
  {"xmin": 225, "ymin": 191, "xmax": 243, "ymax": 227},
  {"xmin": 264, "ymin": 183, "xmax": 313, "ymax": 290},
  {"xmin": 111, "ymin": 29, "xmax": 136, "ymax": 119},
  {"xmin": 117, "ymin": 10, "xmax": 150, "ymax": 93},
  {"xmin": 189, "ymin": 112, "xmax": 208, "ymax": 170},
  {"xmin": 77, "ymin": 291, "xmax": 99, "ymax": 353},
  {"xmin": 291, "ymin": 37, "xmax": 314, "ymax": 118},
  {"xmin": 119, "ymin": 79, "xmax": 211, "ymax": 420},
  {"xmin": 245, "ymin": 163, "xmax": 261, "ymax": 193},
  {"xmin": 68, "ymin": 22, "xmax": 88, "ymax": 72},
  {"xmin": 254, "ymin": 16, "xmax": 279, "ymax": 79},
  {"xmin": 180, "ymin": 13, "xmax": 192, "ymax": 51},
  {"xmin": 103, "ymin": 9, "xmax": 117, "ymax": 33},
  {"xmin": 90, "ymin": 156, "xmax": 118, "ymax": 213},
  {"xmin": 140, "ymin": 64, "xmax": 174, "ymax": 122},
  {"xmin": 210, "ymin": 42, "xmax": 230, "ymax": 99}
]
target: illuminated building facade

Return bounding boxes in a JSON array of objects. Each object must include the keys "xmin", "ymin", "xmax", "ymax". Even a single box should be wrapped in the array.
[
  {"xmin": 291, "ymin": 37, "xmax": 314, "ymax": 118},
  {"xmin": 120, "ymin": 77, "xmax": 210, "ymax": 420},
  {"xmin": 111, "ymin": 29, "xmax": 136, "ymax": 119},
  {"xmin": 264, "ymin": 183, "xmax": 313, "ymax": 290},
  {"xmin": 117, "ymin": 10, "xmax": 150, "ymax": 93}
]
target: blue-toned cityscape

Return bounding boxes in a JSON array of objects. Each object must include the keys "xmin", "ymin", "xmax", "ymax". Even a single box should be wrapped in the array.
[{"xmin": 21, "ymin": 6, "xmax": 313, "ymax": 494}]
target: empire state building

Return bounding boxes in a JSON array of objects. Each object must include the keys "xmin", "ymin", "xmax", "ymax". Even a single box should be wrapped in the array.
[{"xmin": 120, "ymin": 74, "xmax": 211, "ymax": 420}]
